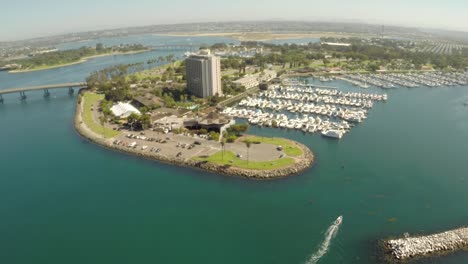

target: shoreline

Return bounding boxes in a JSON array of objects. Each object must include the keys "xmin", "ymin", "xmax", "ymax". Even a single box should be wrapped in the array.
[
  {"xmin": 74, "ymin": 89, "xmax": 315, "ymax": 179},
  {"xmin": 156, "ymin": 31, "xmax": 375, "ymax": 41},
  {"xmin": 8, "ymin": 49, "xmax": 152, "ymax": 74}
]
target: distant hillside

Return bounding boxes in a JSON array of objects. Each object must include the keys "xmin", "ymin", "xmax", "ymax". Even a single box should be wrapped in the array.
[{"xmin": 1, "ymin": 21, "xmax": 466, "ymax": 48}]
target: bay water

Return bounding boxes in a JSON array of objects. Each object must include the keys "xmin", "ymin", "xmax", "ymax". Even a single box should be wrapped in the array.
[{"xmin": 1, "ymin": 35, "xmax": 468, "ymax": 264}]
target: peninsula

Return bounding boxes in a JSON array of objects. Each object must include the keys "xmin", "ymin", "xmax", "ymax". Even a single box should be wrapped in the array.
[
  {"xmin": 5, "ymin": 44, "xmax": 151, "ymax": 73},
  {"xmin": 71, "ymin": 51, "xmax": 314, "ymax": 178},
  {"xmin": 74, "ymin": 89, "xmax": 314, "ymax": 179}
]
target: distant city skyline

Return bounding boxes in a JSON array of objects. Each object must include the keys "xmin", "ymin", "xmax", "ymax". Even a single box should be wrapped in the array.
[{"xmin": 2, "ymin": 0, "xmax": 468, "ymax": 41}]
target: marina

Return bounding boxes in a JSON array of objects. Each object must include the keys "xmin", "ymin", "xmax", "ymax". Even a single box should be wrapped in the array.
[
  {"xmin": 338, "ymin": 71, "xmax": 468, "ymax": 89},
  {"xmin": 222, "ymin": 84, "xmax": 387, "ymax": 139},
  {"xmin": 416, "ymin": 43, "xmax": 468, "ymax": 55}
]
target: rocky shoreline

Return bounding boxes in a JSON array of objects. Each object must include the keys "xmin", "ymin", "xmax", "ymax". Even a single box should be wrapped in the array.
[
  {"xmin": 384, "ymin": 227, "xmax": 468, "ymax": 262},
  {"xmin": 74, "ymin": 89, "xmax": 314, "ymax": 179}
]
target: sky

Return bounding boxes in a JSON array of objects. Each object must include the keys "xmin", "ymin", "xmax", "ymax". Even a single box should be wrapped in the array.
[{"xmin": 2, "ymin": 0, "xmax": 468, "ymax": 41}]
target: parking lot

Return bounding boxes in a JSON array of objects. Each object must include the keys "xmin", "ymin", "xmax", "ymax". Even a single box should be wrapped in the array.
[{"xmin": 112, "ymin": 130, "xmax": 285, "ymax": 162}]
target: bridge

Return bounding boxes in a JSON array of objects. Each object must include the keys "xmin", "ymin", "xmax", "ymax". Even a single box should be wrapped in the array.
[
  {"xmin": 149, "ymin": 44, "xmax": 207, "ymax": 50},
  {"xmin": 0, "ymin": 82, "xmax": 87, "ymax": 102}
]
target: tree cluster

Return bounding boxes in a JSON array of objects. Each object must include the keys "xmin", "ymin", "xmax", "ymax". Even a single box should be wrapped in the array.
[
  {"xmin": 86, "ymin": 63, "xmax": 143, "ymax": 101},
  {"xmin": 220, "ymin": 39, "xmax": 468, "ymax": 71},
  {"xmin": 127, "ymin": 113, "xmax": 152, "ymax": 130},
  {"xmin": 12, "ymin": 44, "xmax": 146, "ymax": 69}
]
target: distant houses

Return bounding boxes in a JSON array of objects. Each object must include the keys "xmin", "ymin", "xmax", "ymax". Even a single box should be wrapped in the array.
[{"xmin": 232, "ymin": 70, "xmax": 277, "ymax": 89}]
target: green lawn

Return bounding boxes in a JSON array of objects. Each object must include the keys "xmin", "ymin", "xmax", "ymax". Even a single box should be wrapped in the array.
[
  {"xmin": 132, "ymin": 60, "xmax": 183, "ymax": 81},
  {"xmin": 195, "ymin": 151, "xmax": 295, "ymax": 170},
  {"xmin": 245, "ymin": 137, "xmax": 303, "ymax": 157},
  {"xmin": 82, "ymin": 92, "xmax": 120, "ymax": 138}
]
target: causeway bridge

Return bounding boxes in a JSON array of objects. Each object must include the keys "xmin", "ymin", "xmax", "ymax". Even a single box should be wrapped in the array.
[
  {"xmin": 0, "ymin": 82, "xmax": 87, "ymax": 102},
  {"xmin": 149, "ymin": 44, "xmax": 202, "ymax": 51}
]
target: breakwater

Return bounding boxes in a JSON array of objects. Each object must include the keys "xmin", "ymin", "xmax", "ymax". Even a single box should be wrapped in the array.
[
  {"xmin": 73, "ymin": 89, "xmax": 314, "ymax": 179},
  {"xmin": 384, "ymin": 227, "xmax": 468, "ymax": 261}
]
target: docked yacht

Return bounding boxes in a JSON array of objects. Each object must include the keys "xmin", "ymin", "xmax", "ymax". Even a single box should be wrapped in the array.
[{"xmin": 322, "ymin": 130, "xmax": 344, "ymax": 139}]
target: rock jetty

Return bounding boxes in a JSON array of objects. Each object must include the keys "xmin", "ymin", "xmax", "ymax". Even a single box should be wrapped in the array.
[{"xmin": 385, "ymin": 227, "xmax": 468, "ymax": 261}]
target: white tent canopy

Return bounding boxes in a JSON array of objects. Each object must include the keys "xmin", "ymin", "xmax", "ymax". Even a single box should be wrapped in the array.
[{"xmin": 110, "ymin": 102, "xmax": 141, "ymax": 118}]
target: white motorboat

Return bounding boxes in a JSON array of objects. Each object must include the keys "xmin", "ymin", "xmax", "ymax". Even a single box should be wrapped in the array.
[
  {"xmin": 322, "ymin": 130, "xmax": 344, "ymax": 139},
  {"xmin": 335, "ymin": 215, "xmax": 343, "ymax": 225}
]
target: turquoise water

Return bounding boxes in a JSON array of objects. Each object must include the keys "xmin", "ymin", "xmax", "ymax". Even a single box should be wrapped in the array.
[{"xmin": 1, "ymin": 36, "xmax": 468, "ymax": 264}]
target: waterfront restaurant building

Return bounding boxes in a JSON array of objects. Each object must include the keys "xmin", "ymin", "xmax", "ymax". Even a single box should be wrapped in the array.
[
  {"xmin": 185, "ymin": 50, "xmax": 222, "ymax": 98},
  {"xmin": 184, "ymin": 112, "xmax": 234, "ymax": 135}
]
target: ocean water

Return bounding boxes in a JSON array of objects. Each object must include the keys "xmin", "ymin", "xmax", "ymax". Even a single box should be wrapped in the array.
[{"xmin": 1, "ymin": 36, "xmax": 468, "ymax": 264}]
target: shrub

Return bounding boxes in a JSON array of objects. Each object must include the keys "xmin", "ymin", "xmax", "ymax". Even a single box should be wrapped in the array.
[{"xmin": 226, "ymin": 135, "xmax": 237, "ymax": 143}]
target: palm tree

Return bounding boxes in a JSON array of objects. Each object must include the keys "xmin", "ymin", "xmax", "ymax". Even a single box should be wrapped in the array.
[
  {"xmin": 157, "ymin": 56, "xmax": 165, "ymax": 63},
  {"xmin": 166, "ymin": 54, "xmax": 175, "ymax": 65},
  {"xmin": 221, "ymin": 138, "xmax": 226, "ymax": 160},
  {"xmin": 99, "ymin": 115, "xmax": 106, "ymax": 138},
  {"xmin": 244, "ymin": 140, "xmax": 251, "ymax": 165}
]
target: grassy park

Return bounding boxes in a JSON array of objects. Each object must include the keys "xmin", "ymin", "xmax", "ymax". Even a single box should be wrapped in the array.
[
  {"xmin": 195, "ymin": 151, "xmax": 295, "ymax": 170},
  {"xmin": 82, "ymin": 92, "xmax": 120, "ymax": 138},
  {"xmin": 245, "ymin": 137, "xmax": 303, "ymax": 156}
]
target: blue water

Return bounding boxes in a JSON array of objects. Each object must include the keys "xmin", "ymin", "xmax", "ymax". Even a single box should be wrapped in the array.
[{"xmin": 1, "ymin": 35, "xmax": 468, "ymax": 264}]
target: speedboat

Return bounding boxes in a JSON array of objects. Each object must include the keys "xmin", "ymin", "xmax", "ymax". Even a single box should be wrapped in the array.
[{"xmin": 335, "ymin": 216, "xmax": 343, "ymax": 225}]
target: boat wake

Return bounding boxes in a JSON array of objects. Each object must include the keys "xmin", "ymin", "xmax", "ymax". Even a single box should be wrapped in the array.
[{"xmin": 304, "ymin": 216, "xmax": 343, "ymax": 264}]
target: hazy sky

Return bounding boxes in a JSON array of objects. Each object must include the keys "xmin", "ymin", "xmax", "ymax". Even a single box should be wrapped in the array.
[{"xmin": 2, "ymin": 0, "xmax": 468, "ymax": 41}]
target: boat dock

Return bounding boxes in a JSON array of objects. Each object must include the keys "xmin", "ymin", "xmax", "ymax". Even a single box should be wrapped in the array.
[
  {"xmin": 385, "ymin": 227, "xmax": 468, "ymax": 261},
  {"xmin": 340, "ymin": 71, "xmax": 468, "ymax": 89},
  {"xmin": 221, "ymin": 84, "xmax": 387, "ymax": 139}
]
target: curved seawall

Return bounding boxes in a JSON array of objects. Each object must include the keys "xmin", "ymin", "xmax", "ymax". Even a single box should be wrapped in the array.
[{"xmin": 73, "ymin": 89, "xmax": 314, "ymax": 179}]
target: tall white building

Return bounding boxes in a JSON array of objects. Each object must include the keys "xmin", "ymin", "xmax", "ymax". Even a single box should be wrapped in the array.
[{"xmin": 186, "ymin": 50, "xmax": 222, "ymax": 98}]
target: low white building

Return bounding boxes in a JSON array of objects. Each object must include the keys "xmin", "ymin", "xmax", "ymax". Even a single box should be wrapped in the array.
[
  {"xmin": 321, "ymin": 42, "xmax": 352, "ymax": 47},
  {"xmin": 233, "ymin": 75, "xmax": 260, "ymax": 89},
  {"xmin": 110, "ymin": 102, "xmax": 141, "ymax": 118},
  {"xmin": 260, "ymin": 70, "xmax": 277, "ymax": 82}
]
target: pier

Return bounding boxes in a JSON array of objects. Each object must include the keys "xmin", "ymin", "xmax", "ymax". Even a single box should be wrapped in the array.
[
  {"xmin": 0, "ymin": 82, "xmax": 86, "ymax": 102},
  {"xmin": 385, "ymin": 227, "xmax": 468, "ymax": 261}
]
